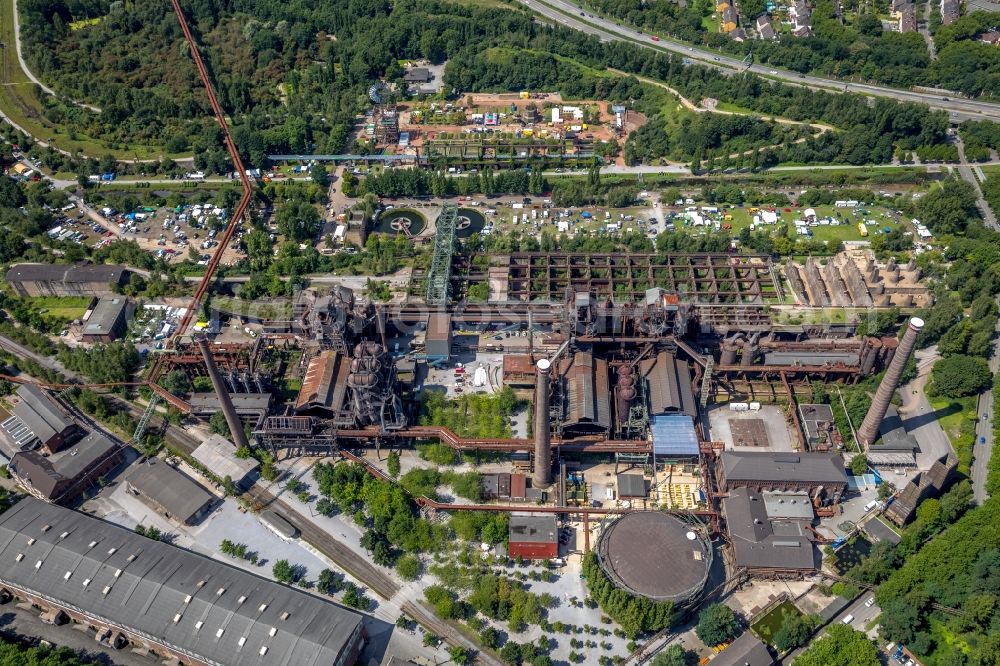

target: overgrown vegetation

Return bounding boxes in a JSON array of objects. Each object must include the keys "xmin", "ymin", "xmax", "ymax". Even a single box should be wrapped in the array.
[
  {"xmin": 419, "ymin": 386, "xmax": 522, "ymax": 439},
  {"xmin": 581, "ymin": 551, "xmax": 674, "ymax": 638}
]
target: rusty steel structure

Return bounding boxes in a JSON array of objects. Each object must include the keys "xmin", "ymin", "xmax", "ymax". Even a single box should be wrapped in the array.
[
  {"xmin": 195, "ymin": 337, "xmax": 250, "ymax": 449},
  {"xmin": 254, "ymin": 419, "xmax": 652, "ymax": 457},
  {"xmin": 133, "ymin": 0, "xmax": 259, "ymax": 417},
  {"xmin": 492, "ymin": 253, "xmax": 782, "ymax": 304}
]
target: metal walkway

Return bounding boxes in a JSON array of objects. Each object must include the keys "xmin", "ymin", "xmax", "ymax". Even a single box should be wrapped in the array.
[{"xmin": 425, "ymin": 204, "xmax": 458, "ymax": 306}]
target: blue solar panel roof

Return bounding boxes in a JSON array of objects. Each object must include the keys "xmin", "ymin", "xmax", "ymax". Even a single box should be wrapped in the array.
[{"xmin": 651, "ymin": 414, "xmax": 699, "ymax": 456}]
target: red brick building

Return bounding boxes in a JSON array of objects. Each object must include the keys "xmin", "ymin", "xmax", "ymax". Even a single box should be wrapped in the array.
[{"xmin": 508, "ymin": 514, "xmax": 558, "ymax": 560}]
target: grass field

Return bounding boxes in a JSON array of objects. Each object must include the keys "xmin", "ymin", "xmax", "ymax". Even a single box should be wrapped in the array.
[
  {"xmin": 751, "ymin": 601, "xmax": 805, "ymax": 645},
  {"xmin": 0, "ymin": 0, "xmax": 183, "ymax": 160},
  {"xmin": 23, "ymin": 296, "xmax": 92, "ymax": 320},
  {"xmin": 929, "ymin": 394, "xmax": 978, "ymax": 476}
]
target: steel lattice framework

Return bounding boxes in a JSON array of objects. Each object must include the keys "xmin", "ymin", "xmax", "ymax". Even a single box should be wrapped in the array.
[{"xmin": 425, "ymin": 204, "xmax": 458, "ymax": 306}]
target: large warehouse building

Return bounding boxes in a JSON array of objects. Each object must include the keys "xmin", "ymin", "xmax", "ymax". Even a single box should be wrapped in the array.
[
  {"xmin": 0, "ymin": 499, "xmax": 365, "ymax": 666},
  {"xmin": 716, "ymin": 451, "xmax": 848, "ymax": 499},
  {"xmin": 5, "ymin": 263, "xmax": 130, "ymax": 298},
  {"xmin": 1, "ymin": 383, "xmax": 79, "ymax": 456}
]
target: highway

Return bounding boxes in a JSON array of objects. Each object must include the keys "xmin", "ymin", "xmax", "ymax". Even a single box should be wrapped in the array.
[{"xmin": 524, "ymin": 0, "xmax": 1000, "ymax": 122}]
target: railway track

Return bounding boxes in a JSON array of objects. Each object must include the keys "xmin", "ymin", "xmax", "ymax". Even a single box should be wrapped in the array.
[
  {"xmin": 244, "ymin": 484, "xmax": 401, "ymax": 600},
  {"xmin": 400, "ymin": 601, "xmax": 505, "ymax": 666}
]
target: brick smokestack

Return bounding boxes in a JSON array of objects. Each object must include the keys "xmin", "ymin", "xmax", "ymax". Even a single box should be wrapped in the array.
[
  {"xmin": 857, "ymin": 317, "xmax": 923, "ymax": 447},
  {"xmin": 196, "ymin": 336, "xmax": 250, "ymax": 449},
  {"xmin": 533, "ymin": 359, "xmax": 552, "ymax": 487}
]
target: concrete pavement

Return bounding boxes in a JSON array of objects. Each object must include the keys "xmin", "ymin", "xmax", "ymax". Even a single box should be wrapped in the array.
[
  {"xmin": 899, "ymin": 348, "xmax": 954, "ymax": 471},
  {"xmin": 525, "ymin": 0, "xmax": 1000, "ymax": 122}
]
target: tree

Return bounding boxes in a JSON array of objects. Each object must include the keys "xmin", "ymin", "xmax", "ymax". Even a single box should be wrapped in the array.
[
  {"xmin": 316, "ymin": 497, "xmax": 336, "ymax": 517},
  {"xmin": 653, "ymin": 645, "xmax": 692, "ymax": 666},
  {"xmin": 695, "ymin": 604, "xmax": 738, "ymax": 647},
  {"xmin": 850, "ymin": 455, "xmax": 869, "ymax": 476},
  {"xmin": 449, "ymin": 646, "xmax": 472, "ymax": 665},
  {"xmin": 500, "ymin": 642, "xmax": 522, "ymax": 665},
  {"xmin": 272, "ymin": 559, "xmax": 295, "ymax": 584},
  {"xmin": 479, "ymin": 626, "xmax": 500, "ymax": 649},
  {"xmin": 794, "ymin": 624, "xmax": 879, "ymax": 666},
  {"xmin": 160, "ymin": 370, "xmax": 192, "ymax": 398},
  {"xmin": 931, "ymin": 354, "xmax": 992, "ymax": 398},
  {"xmin": 774, "ymin": 613, "xmax": 814, "ymax": 651},
  {"xmin": 387, "ymin": 450, "xmax": 401, "ymax": 477},
  {"xmin": 396, "ymin": 554, "xmax": 421, "ymax": 581}
]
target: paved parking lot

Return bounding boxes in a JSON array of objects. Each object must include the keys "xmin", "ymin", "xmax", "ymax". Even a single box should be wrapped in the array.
[{"xmin": 708, "ymin": 405, "xmax": 796, "ymax": 452}]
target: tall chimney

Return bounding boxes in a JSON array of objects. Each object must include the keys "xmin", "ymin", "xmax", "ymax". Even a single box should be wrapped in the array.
[
  {"xmin": 533, "ymin": 359, "xmax": 552, "ymax": 487},
  {"xmin": 196, "ymin": 337, "xmax": 250, "ymax": 449},
  {"xmin": 857, "ymin": 317, "xmax": 923, "ymax": 447}
]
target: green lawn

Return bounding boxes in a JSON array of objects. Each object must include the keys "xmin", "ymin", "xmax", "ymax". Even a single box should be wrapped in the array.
[
  {"xmin": 23, "ymin": 296, "xmax": 92, "ymax": 320},
  {"xmin": 928, "ymin": 394, "xmax": 978, "ymax": 475},
  {"xmin": 671, "ymin": 202, "xmax": 902, "ymax": 245},
  {"xmin": 0, "ymin": 0, "xmax": 185, "ymax": 160},
  {"xmin": 751, "ymin": 601, "xmax": 805, "ymax": 645}
]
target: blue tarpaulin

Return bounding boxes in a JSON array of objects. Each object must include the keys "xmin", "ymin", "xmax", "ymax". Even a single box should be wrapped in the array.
[{"xmin": 651, "ymin": 414, "xmax": 699, "ymax": 457}]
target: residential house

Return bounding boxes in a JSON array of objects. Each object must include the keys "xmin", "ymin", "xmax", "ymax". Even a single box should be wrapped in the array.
[
  {"xmin": 756, "ymin": 14, "xmax": 777, "ymax": 39},
  {"xmin": 940, "ymin": 0, "xmax": 959, "ymax": 25}
]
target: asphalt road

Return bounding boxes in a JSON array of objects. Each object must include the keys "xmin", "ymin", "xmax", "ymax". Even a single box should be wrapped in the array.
[
  {"xmin": 524, "ymin": 0, "xmax": 1000, "ymax": 122},
  {"xmin": 11, "ymin": 0, "xmax": 101, "ymax": 113},
  {"xmin": 780, "ymin": 594, "xmax": 881, "ymax": 664},
  {"xmin": 972, "ymin": 305, "xmax": 1000, "ymax": 505},
  {"xmin": 899, "ymin": 349, "xmax": 954, "ymax": 471}
]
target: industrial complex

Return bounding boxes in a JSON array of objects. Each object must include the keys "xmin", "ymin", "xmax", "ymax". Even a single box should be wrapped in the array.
[{"xmin": 0, "ymin": 1, "xmax": 980, "ymax": 662}]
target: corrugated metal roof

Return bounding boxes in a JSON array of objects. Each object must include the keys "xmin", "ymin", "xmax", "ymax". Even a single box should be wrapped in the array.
[
  {"xmin": 651, "ymin": 414, "xmax": 699, "ymax": 457},
  {"xmin": 294, "ymin": 351, "xmax": 348, "ymax": 414},
  {"xmin": 720, "ymin": 451, "xmax": 848, "ymax": 486},
  {"xmin": 641, "ymin": 352, "xmax": 696, "ymax": 418},
  {"xmin": 124, "ymin": 459, "xmax": 214, "ymax": 523},
  {"xmin": 426, "ymin": 313, "xmax": 452, "ymax": 342},
  {"xmin": 11, "ymin": 384, "xmax": 75, "ymax": 448},
  {"xmin": 82, "ymin": 297, "xmax": 127, "ymax": 335},
  {"xmin": 510, "ymin": 473, "xmax": 526, "ymax": 499},
  {"xmin": 0, "ymin": 498, "xmax": 363, "ymax": 665},
  {"xmin": 562, "ymin": 352, "xmax": 610, "ymax": 434},
  {"xmin": 192, "ymin": 434, "xmax": 259, "ymax": 483}
]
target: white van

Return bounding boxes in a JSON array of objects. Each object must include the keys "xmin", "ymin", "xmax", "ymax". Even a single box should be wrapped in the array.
[
  {"xmin": 842, "ymin": 615, "xmax": 854, "ymax": 624},
  {"xmin": 864, "ymin": 500, "xmax": 878, "ymax": 512}
]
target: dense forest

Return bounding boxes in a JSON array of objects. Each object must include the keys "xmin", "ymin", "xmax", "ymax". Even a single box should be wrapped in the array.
[
  {"xmin": 875, "ymin": 498, "xmax": 1000, "ymax": 665},
  {"xmin": 20, "ymin": 0, "xmax": 957, "ymax": 169}
]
